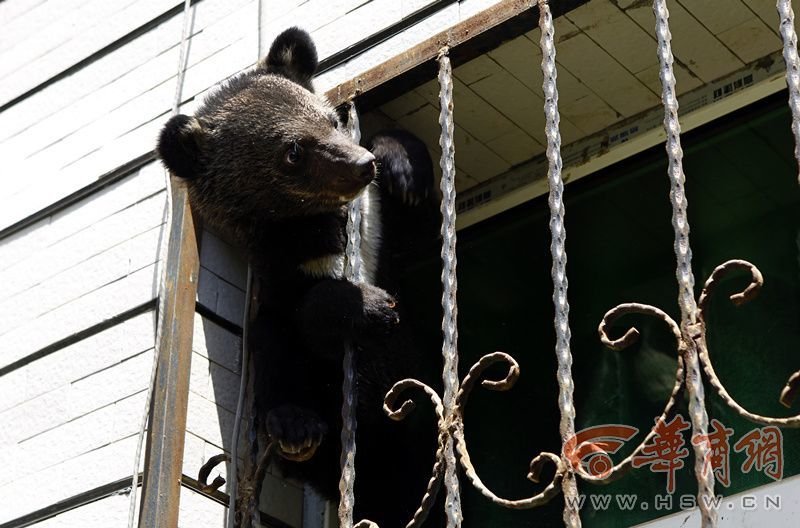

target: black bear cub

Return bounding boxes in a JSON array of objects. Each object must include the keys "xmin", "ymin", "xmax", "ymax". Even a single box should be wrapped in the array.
[{"xmin": 158, "ymin": 27, "xmax": 441, "ymax": 526}]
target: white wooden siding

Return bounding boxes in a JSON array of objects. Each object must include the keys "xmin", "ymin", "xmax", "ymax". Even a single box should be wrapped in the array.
[
  {"xmin": 0, "ymin": 164, "xmax": 165, "ymax": 370},
  {"xmin": 0, "ymin": 154, "xmax": 164, "ymax": 524},
  {"xmin": 0, "ymin": 0, "xmax": 185, "ymax": 105},
  {"xmin": 0, "ymin": 435, "xmax": 143, "ymax": 524},
  {"xmin": 177, "ymin": 487, "xmax": 228, "ymax": 527},
  {"xmin": 0, "ymin": 317, "xmax": 155, "ymax": 523},
  {"xmin": 26, "ymin": 493, "xmax": 135, "ymax": 528}
]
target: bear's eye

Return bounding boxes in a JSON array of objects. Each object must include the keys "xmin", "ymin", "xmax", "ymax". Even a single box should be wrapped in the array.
[{"xmin": 285, "ymin": 141, "xmax": 302, "ymax": 165}]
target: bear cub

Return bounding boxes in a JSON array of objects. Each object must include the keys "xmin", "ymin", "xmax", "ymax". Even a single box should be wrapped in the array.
[{"xmin": 158, "ymin": 27, "xmax": 440, "ymax": 526}]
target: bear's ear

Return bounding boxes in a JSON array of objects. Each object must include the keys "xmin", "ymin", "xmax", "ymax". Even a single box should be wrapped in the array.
[
  {"xmin": 258, "ymin": 27, "xmax": 318, "ymax": 91},
  {"xmin": 157, "ymin": 114, "xmax": 205, "ymax": 179}
]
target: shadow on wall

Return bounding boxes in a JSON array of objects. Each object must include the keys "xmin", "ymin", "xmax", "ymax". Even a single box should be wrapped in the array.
[{"xmin": 194, "ymin": 228, "xmax": 306, "ymax": 527}]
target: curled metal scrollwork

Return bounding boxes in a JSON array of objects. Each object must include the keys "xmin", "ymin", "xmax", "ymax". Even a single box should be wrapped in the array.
[
  {"xmin": 351, "ymin": 379, "xmax": 447, "ymax": 528},
  {"xmin": 237, "ymin": 259, "xmax": 799, "ymax": 526},
  {"xmin": 198, "ymin": 453, "xmax": 231, "ymax": 493},
  {"xmin": 570, "ymin": 303, "xmax": 687, "ymax": 484},
  {"xmin": 695, "ymin": 259, "xmax": 800, "ymax": 427},
  {"xmin": 454, "ymin": 352, "xmax": 565, "ymax": 509},
  {"xmin": 370, "ymin": 352, "xmax": 567, "ymax": 520}
]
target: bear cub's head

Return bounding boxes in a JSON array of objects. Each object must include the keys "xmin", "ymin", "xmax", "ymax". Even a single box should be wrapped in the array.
[{"xmin": 157, "ymin": 27, "xmax": 376, "ymax": 246}]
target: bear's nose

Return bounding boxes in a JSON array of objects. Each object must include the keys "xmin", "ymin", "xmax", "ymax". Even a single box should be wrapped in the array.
[{"xmin": 356, "ymin": 152, "xmax": 376, "ymax": 183}]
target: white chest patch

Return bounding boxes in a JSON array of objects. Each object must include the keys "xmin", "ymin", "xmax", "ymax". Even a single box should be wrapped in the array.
[
  {"xmin": 299, "ymin": 253, "xmax": 345, "ymax": 279},
  {"xmin": 298, "ymin": 183, "xmax": 382, "ymax": 284}
]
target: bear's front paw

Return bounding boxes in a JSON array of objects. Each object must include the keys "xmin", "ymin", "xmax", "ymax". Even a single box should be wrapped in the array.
[
  {"xmin": 358, "ymin": 283, "xmax": 400, "ymax": 334},
  {"xmin": 266, "ymin": 405, "xmax": 327, "ymax": 462},
  {"xmin": 370, "ymin": 130, "xmax": 435, "ymax": 207}
]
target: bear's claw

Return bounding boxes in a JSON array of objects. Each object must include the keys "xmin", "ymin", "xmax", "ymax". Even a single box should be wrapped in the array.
[
  {"xmin": 359, "ymin": 283, "xmax": 400, "ymax": 332},
  {"xmin": 267, "ymin": 405, "xmax": 327, "ymax": 462}
]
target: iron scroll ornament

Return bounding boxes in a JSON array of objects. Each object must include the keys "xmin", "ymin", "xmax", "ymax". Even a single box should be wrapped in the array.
[
  {"xmin": 344, "ymin": 259, "xmax": 800, "ymax": 527},
  {"xmin": 348, "ymin": 353, "xmax": 568, "ymax": 528},
  {"xmin": 696, "ymin": 260, "xmax": 800, "ymax": 426}
]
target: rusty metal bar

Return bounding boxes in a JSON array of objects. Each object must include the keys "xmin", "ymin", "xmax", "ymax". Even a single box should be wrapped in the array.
[
  {"xmin": 133, "ymin": 1, "xmax": 198, "ymax": 527},
  {"xmin": 695, "ymin": 259, "xmax": 800, "ymax": 426},
  {"xmin": 137, "ymin": 180, "xmax": 200, "ymax": 527}
]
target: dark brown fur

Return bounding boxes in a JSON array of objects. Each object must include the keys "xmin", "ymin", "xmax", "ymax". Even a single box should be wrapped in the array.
[{"xmin": 157, "ymin": 27, "xmax": 441, "ymax": 527}]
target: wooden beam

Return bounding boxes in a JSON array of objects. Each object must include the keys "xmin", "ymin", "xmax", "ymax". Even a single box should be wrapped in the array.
[
  {"xmin": 325, "ymin": 0, "xmax": 537, "ymax": 108},
  {"xmin": 138, "ymin": 178, "xmax": 200, "ymax": 528}
]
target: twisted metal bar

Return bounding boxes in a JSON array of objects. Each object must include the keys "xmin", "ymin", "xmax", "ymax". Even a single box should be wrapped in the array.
[
  {"xmin": 339, "ymin": 102, "xmax": 364, "ymax": 528},
  {"xmin": 653, "ymin": 1, "xmax": 716, "ymax": 525},
  {"xmin": 453, "ymin": 352, "xmax": 565, "ymax": 508},
  {"xmin": 778, "ymin": 0, "xmax": 800, "ymax": 183},
  {"xmin": 537, "ymin": 2, "xmax": 580, "ymax": 525},
  {"xmin": 436, "ymin": 47, "xmax": 463, "ymax": 528},
  {"xmin": 696, "ymin": 259, "xmax": 800, "ymax": 426},
  {"xmin": 571, "ymin": 304, "xmax": 686, "ymax": 484}
]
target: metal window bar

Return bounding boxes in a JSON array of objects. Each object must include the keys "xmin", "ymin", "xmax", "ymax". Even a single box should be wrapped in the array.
[
  {"xmin": 354, "ymin": 2, "xmax": 800, "ymax": 528},
  {"xmin": 538, "ymin": 2, "xmax": 580, "ymax": 526},
  {"xmin": 339, "ymin": 102, "xmax": 364, "ymax": 528},
  {"xmin": 778, "ymin": 0, "xmax": 800, "ymax": 183},
  {"xmin": 652, "ymin": 1, "xmax": 717, "ymax": 526},
  {"xmin": 436, "ymin": 48, "xmax": 463, "ymax": 528}
]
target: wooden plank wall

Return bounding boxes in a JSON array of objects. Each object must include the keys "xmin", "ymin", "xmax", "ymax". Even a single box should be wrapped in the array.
[{"xmin": 0, "ymin": 0, "xmax": 505, "ymax": 526}]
